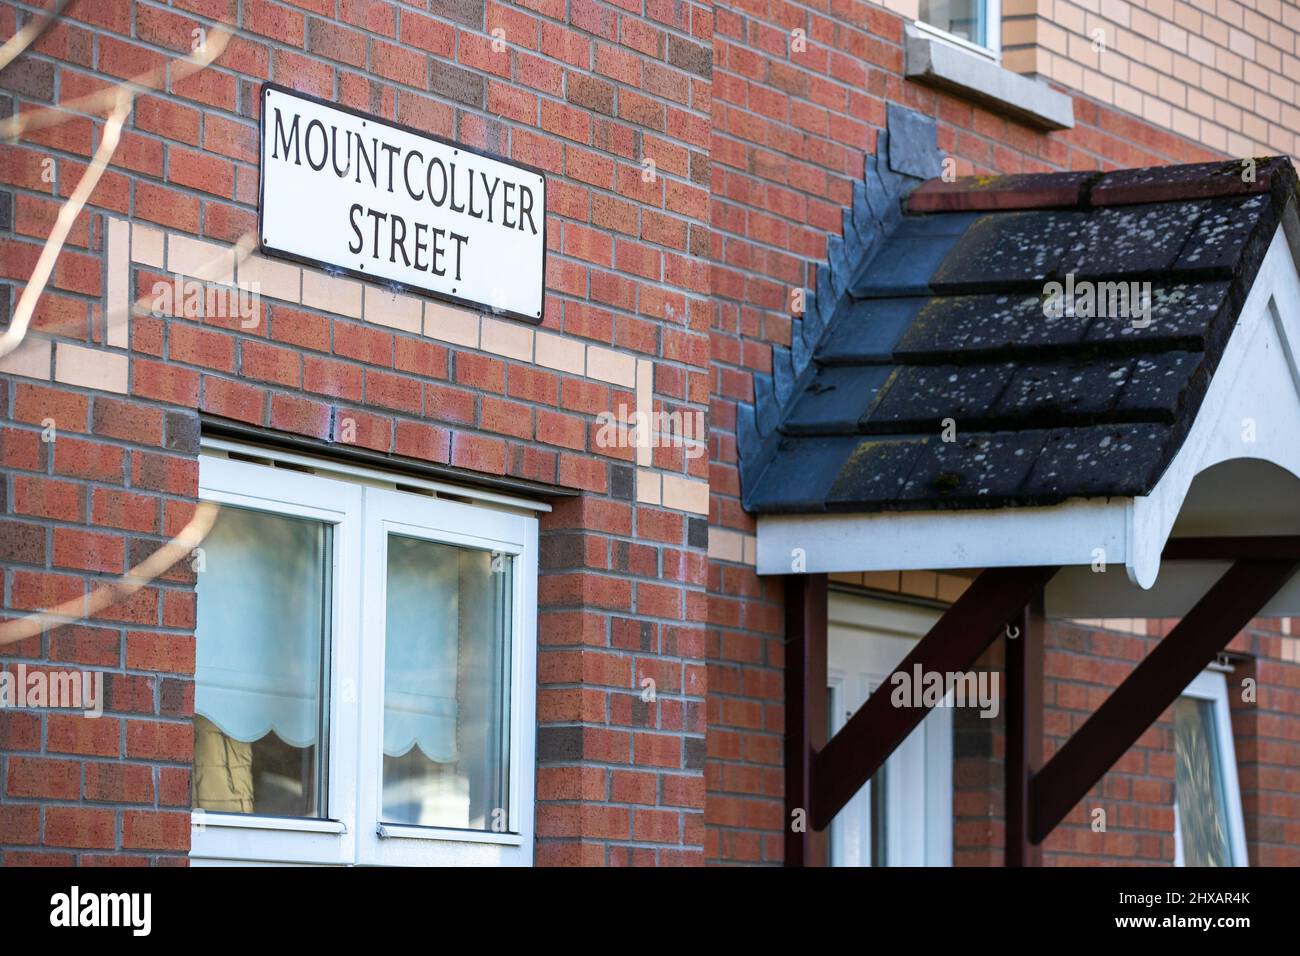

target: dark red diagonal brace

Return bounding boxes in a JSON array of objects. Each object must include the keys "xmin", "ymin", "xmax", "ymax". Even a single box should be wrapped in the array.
[
  {"xmin": 1030, "ymin": 557, "xmax": 1300, "ymax": 844},
  {"xmin": 810, "ymin": 565, "xmax": 1058, "ymax": 832}
]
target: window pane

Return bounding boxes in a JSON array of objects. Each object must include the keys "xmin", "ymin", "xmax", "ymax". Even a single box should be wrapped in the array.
[
  {"xmin": 919, "ymin": 0, "xmax": 986, "ymax": 46},
  {"xmin": 381, "ymin": 535, "xmax": 512, "ymax": 831},
  {"xmin": 194, "ymin": 506, "xmax": 331, "ymax": 818},
  {"xmin": 1174, "ymin": 696, "xmax": 1233, "ymax": 866}
]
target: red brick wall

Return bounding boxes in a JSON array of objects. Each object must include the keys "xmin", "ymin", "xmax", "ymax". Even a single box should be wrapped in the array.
[
  {"xmin": 951, "ymin": 619, "xmax": 1300, "ymax": 867},
  {"xmin": 1, "ymin": 0, "xmax": 712, "ymax": 865},
  {"xmin": 704, "ymin": 0, "xmax": 1229, "ymax": 866},
  {"xmin": 2, "ymin": 0, "xmax": 1296, "ymax": 870}
]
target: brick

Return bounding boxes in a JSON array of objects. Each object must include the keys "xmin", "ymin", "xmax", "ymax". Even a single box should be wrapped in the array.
[
  {"xmin": 239, "ymin": 253, "xmax": 301, "ymax": 302},
  {"xmin": 45, "ymin": 807, "xmax": 117, "ymax": 849},
  {"xmin": 122, "ymin": 810, "xmax": 190, "ymax": 851},
  {"xmin": 12, "ymin": 475, "xmax": 84, "ymax": 522},
  {"xmin": 48, "ymin": 715, "xmax": 121, "ymax": 758},
  {"xmin": 480, "ymin": 317, "xmax": 534, "ymax": 362},
  {"xmin": 6, "ymin": 757, "xmax": 82, "ymax": 799},
  {"xmin": 364, "ymin": 287, "xmax": 422, "ymax": 333},
  {"xmin": 241, "ymin": 340, "xmax": 302, "ymax": 386},
  {"xmin": 424, "ymin": 301, "xmax": 479, "ymax": 348},
  {"xmin": 302, "ymin": 270, "xmax": 363, "ymax": 317},
  {"xmin": 85, "ymin": 763, "xmax": 155, "ymax": 804},
  {"xmin": 53, "ymin": 528, "xmax": 125, "ymax": 574}
]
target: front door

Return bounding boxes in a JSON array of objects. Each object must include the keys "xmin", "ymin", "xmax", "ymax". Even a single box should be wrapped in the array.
[{"xmin": 827, "ymin": 592, "xmax": 953, "ymax": 867}]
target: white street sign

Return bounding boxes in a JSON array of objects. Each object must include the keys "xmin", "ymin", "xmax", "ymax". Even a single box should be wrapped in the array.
[{"xmin": 259, "ymin": 84, "xmax": 546, "ymax": 322}]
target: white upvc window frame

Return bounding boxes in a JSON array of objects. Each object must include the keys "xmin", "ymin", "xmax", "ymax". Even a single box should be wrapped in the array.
[
  {"xmin": 1172, "ymin": 669, "xmax": 1249, "ymax": 868},
  {"xmin": 914, "ymin": 0, "xmax": 1001, "ymax": 61},
  {"xmin": 827, "ymin": 592, "xmax": 954, "ymax": 868},
  {"xmin": 189, "ymin": 447, "xmax": 538, "ymax": 867}
]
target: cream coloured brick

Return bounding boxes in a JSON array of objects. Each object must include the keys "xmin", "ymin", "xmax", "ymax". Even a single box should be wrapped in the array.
[
  {"xmin": 900, "ymin": 571, "xmax": 938, "ymax": 599},
  {"xmin": 880, "ymin": 0, "xmax": 918, "ymax": 19},
  {"xmin": 1256, "ymin": 94, "xmax": 1281, "ymax": 125},
  {"xmin": 742, "ymin": 535, "xmax": 757, "ymax": 567},
  {"xmin": 1200, "ymin": 68, "xmax": 1227, "ymax": 98},
  {"xmin": 424, "ymin": 300, "xmax": 479, "ymax": 348},
  {"xmin": 1082, "ymin": 69, "xmax": 1113, "ymax": 102},
  {"xmin": 586, "ymin": 345, "xmax": 636, "ymax": 387},
  {"xmin": 1257, "ymin": 42, "xmax": 1281, "ymax": 73},
  {"xmin": 1114, "ymin": 27, "xmax": 1144, "ymax": 60},
  {"xmin": 1200, "ymin": 15, "xmax": 1227, "ymax": 45},
  {"xmin": 364, "ymin": 286, "xmax": 422, "ymax": 333},
  {"xmin": 1216, "ymin": 0, "xmax": 1242, "ymax": 29},
  {"xmin": 1113, "ymin": 82, "xmax": 1143, "ymax": 116},
  {"xmin": 55, "ymin": 343, "xmax": 128, "ymax": 394},
  {"xmin": 480, "ymin": 316, "xmax": 533, "ymax": 362},
  {"xmin": 636, "ymin": 358, "xmax": 653, "ymax": 467},
  {"xmin": 1055, "ymin": 0, "xmax": 1086, "ymax": 34},
  {"xmin": 168, "ymin": 233, "xmax": 233, "ymax": 285},
  {"xmin": 635, "ymin": 468, "xmax": 661, "ymax": 505},
  {"xmin": 862, "ymin": 571, "xmax": 901, "ymax": 593},
  {"xmin": 1226, "ymin": 130, "xmax": 1255, "ymax": 159},
  {"xmin": 0, "ymin": 336, "xmax": 51, "ymax": 380},
  {"xmin": 1100, "ymin": 0, "xmax": 1130, "ymax": 26},
  {"xmin": 1053, "ymin": 53, "xmax": 1085, "ymax": 91},
  {"xmin": 239, "ymin": 254, "xmax": 301, "ymax": 303},
  {"xmin": 131, "ymin": 222, "xmax": 165, "ymax": 267},
  {"xmin": 1200, "ymin": 121, "xmax": 1228, "ymax": 152},
  {"xmin": 106, "ymin": 217, "xmax": 129, "ymax": 348},
  {"xmin": 661, "ymin": 473, "xmax": 708, "ymax": 515},
  {"xmin": 1001, "ymin": 47, "xmax": 1040, "ymax": 74},
  {"xmin": 1145, "ymin": 42, "xmax": 1173, "ymax": 75},
  {"xmin": 302, "ymin": 270, "xmax": 363, "ymax": 318},
  {"xmin": 1170, "ymin": 107, "xmax": 1200, "ymax": 140},
  {"xmin": 1158, "ymin": 19, "xmax": 1188, "ymax": 54},
  {"xmin": 534, "ymin": 330, "xmax": 585, "ymax": 375},
  {"xmin": 707, "ymin": 527, "xmax": 744, "ymax": 563},
  {"xmin": 1002, "ymin": 17, "xmax": 1037, "ymax": 47},
  {"xmin": 1157, "ymin": 74, "xmax": 1186, "ymax": 108},
  {"xmin": 1038, "ymin": 20, "xmax": 1070, "ymax": 56},
  {"xmin": 1142, "ymin": 94, "xmax": 1173, "ymax": 129},
  {"xmin": 937, "ymin": 573, "xmax": 972, "ymax": 603},
  {"xmin": 1170, "ymin": 53, "xmax": 1199, "ymax": 86}
]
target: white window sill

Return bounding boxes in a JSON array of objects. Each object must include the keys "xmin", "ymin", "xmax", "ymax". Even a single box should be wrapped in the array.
[
  {"xmin": 903, "ymin": 23, "xmax": 1073, "ymax": 131},
  {"xmin": 191, "ymin": 811, "xmax": 347, "ymax": 834}
]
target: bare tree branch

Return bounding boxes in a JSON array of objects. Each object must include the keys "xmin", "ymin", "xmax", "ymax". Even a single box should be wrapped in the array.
[
  {"xmin": 0, "ymin": 502, "xmax": 220, "ymax": 647},
  {"xmin": 0, "ymin": 0, "xmax": 72, "ymax": 73},
  {"xmin": 0, "ymin": 88, "xmax": 131, "ymax": 359},
  {"xmin": 0, "ymin": 27, "xmax": 230, "ymax": 140}
]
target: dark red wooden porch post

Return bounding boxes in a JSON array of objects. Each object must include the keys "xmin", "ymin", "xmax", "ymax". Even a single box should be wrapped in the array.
[
  {"xmin": 1004, "ymin": 595, "xmax": 1044, "ymax": 866},
  {"xmin": 784, "ymin": 573, "xmax": 828, "ymax": 867}
]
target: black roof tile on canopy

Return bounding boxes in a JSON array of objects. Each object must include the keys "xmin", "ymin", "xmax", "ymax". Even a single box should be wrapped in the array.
[{"xmin": 738, "ymin": 131, "xmax": 1300, "ymax": 516}]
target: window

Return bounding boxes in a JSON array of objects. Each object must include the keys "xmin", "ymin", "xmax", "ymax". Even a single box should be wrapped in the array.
[
  {"xmin": 1173, "ymin": 670, "xmax": 1248, "ymax": 867},
  {"xmin": 827, "ymin": 593, "xmax": 952, "ymax": 867},
  {"xmin": 916, "ymin": 0, "xmax": 1000, "ymax": 57},
  {"xmin": 190, "ymin": 446, "xmax": 538, "ymax": 866}
]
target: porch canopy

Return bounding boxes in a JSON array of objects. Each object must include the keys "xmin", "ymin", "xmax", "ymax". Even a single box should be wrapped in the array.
[{"xmin": 738, "ymin": 149, "xmax": 1300, "ymax": 864}]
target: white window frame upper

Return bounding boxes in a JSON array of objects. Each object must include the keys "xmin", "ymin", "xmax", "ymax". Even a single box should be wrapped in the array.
[
  {"xmin": 914, "ymin": 0, "xmax": 1001, "ymax": 61},
  {"xmin": 189, "ymin": 444, "xmax": 540, "ymax": 867},
  {"xmin": 1172, "ymin": 669, "xmax": 1249, "ymax": 867}
]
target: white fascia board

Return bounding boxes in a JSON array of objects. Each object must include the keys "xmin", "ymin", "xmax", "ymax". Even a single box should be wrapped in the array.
[
  {"xmin": 1127, "ymin": 225, "xmax": 1300, "ymax": 587},
  {"xmin": 758, "ymin": 225, "xmax": 1300, "ymax": 591},
  {"xmin": 757, "ymin": 497, "xmax": 1131, "ymax": 577}
]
